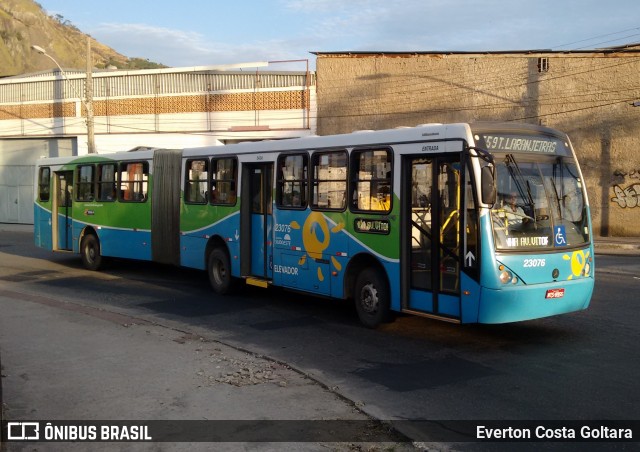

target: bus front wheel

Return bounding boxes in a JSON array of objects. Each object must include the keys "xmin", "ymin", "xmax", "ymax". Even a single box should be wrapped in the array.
[
  {"xmin": 354, "ymin": 268, "xmax": 390, "ymax": 328},
  {"xmin": 208, "ymin": 248, "xmax": 233, "ymax": 294},
  {"xmin": 80, "ymin": 234, "xmax": 102, "ymax": 271}
]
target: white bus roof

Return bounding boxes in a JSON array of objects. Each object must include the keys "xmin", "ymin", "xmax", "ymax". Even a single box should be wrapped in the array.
[{"xmin": 183, "ymin": 123, "xmax": 473, "ymax": 157}]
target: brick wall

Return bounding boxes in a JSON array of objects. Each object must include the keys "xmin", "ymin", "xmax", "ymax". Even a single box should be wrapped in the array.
[{"xmin": 316, "ymin": 51, "xmax": 640, "ymax": 236}]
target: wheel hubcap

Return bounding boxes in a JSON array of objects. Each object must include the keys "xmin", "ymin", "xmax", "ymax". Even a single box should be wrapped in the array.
[
  {"xmin": 214, "ymin": 260, "xmax": 226, "ymax": 284},
  {"xmin": 361, "ymin": 283, "xmax": 379, "ymax": 313}
]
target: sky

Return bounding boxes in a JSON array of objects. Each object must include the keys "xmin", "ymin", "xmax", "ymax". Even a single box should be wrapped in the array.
[{"xmin": 37, "ymin": 0, "xmax": 640, "ymax": 70}]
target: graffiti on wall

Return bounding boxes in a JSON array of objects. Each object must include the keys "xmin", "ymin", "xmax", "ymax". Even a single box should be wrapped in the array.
[
  {"xmin": 610, "ymin": 169, "xmax": 640, "ymax": 208},
  {"xmin": 611, "ymin": 184, "xmax": 640, "ymax": 208}
]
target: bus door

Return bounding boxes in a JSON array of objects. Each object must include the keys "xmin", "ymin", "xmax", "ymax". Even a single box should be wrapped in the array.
[
  {"xmin": 53, "ymin": 171, "xmax": 73, "ymax": 251},
  {"xmin": 241, "ymin": 163, "xmax": 274, "ymax": 279},
  {"xmin": 403, "ymin": 155, "xmax": 462, "ymax": 320}
]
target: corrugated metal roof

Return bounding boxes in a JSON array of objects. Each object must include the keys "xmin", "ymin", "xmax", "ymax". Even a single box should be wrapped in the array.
[{"xmin": 0, "ymin": 70, "xmax": 315, "ymax": 103}]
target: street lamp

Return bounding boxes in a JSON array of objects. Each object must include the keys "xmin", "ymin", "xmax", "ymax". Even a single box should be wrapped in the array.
[{"xmin": 31, "ymin": 42, "xmax": 96, "ymax": 153}]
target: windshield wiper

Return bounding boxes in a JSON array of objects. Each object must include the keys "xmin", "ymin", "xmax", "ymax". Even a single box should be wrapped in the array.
[
  {"xmin": 504, "ymin": 154, "xmax": 535, "ymax": 210},
  {"xmin": 551, "ymin": 158, "xmax": 564, "ymax": 220}
]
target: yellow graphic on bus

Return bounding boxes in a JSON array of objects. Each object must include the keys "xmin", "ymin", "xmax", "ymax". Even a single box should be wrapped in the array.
[
  {"xmin": 290, "ymin": 212, "xmax": 343, "ymax": 282},
  {"xmin": 563, "ymin": 249, "xmax": 591, "ymax": 280},
  {"xmin": 303, "ymin": 212, "xmax": 330, "ymax": 259}
]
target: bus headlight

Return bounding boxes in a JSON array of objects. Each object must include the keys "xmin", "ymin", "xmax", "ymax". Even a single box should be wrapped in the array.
[{"xmin": 499, "ymin": 270, "xmax": 512, "ymax": 284}]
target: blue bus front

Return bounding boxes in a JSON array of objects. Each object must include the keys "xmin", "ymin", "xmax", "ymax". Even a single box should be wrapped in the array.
[{"xmin": 473, "ymin": 127, "xmax": 594, "ymax": 323}]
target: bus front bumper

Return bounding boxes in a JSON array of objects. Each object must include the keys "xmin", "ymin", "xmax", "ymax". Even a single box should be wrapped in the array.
[{"xmin": 477, "ymin": 278, "xmax": 594, "ymax": 324}]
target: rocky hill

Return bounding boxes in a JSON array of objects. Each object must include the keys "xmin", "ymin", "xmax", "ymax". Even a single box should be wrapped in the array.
[{"xmin": 0, "ymin": 0, "xmax": 165, "ymax": 77}]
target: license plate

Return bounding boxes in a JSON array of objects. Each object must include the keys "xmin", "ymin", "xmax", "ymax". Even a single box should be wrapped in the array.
[{"xmin": 545, "ymin": 288, "xmax": 565, "ymax": 299}]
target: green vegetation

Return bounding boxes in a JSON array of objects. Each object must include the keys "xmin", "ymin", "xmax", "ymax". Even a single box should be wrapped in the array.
[
  {"xmin": 51, "ymin": 13, "xmax": 80, "ymax": 32},
  {"xmin": 103, "ymin": 57, "xmax": 167, "ymax": 70}
]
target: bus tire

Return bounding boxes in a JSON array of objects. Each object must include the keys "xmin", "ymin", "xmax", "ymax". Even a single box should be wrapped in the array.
[
  {"xmin": 208, "ymin": 248, "xmax": 233, "ymax": 294},
  {"xmin": 354, "ymin": 267, "xmax": 390, "ymax": 328},
  {"xmin": 80, "ymin": 233, "xmax": 102, "ymax": 271}
]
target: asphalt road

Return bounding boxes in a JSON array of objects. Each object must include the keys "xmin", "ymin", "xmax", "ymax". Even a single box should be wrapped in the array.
[{"xmin": 1, "ymin": 227, "xmax": 639, "ymax": 450}]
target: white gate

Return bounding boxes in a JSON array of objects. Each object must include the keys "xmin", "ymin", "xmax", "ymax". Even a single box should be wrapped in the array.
[{"xmin": 0, "ymin": 138, "xmax": 75, "ymax": 224}]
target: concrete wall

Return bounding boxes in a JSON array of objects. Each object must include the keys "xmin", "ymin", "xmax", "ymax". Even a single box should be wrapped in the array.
[{"xmin": 316, "ymin": 51, "xmax": 640, "ymax": 236}]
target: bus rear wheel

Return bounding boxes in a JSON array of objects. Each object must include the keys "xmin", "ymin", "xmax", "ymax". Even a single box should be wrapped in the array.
[
  {"xmin": 354, "ymin": 268, "xmax": 390, "ymax": 328},
  {"xmin": 80, "ymin": 234, "xmax": 102, "ymax": 271},
  {"xmin": 208, "ymin": 248, "xmax": 233, "ymax": 294}
]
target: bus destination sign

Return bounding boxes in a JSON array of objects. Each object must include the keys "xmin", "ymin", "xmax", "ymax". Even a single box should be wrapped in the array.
[{"xmin": 480, "ymin": 134, "xmax": 567, "ymax": 155}]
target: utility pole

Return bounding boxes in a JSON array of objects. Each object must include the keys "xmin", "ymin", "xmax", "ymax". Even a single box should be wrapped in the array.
[
  {"xmin": 32, "ymin": 42, "xmax": 97, "ymax": 154},
  {"xmin": 85, "ymin": 37, "xmax": 96, "ymax": 153}
]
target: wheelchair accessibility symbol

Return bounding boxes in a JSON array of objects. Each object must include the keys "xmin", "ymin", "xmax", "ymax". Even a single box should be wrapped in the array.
[{"xmin": 554, "ymin": 225, "xmax": 567, "ymax": 246}]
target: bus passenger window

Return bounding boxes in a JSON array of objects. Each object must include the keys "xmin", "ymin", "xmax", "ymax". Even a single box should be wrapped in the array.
[
  {"xmin": 38, "ymin": 167, "xmax": 51, "ymax": 202},
  {"xmin": 119, "ymin": 162, "xmax": 148, "ymax": 202},
  {"xmin": 311, "ymin": 151, "xmax": 347, "ymax": 210},
  {"xmin": 350, "ymin": 148, "xmax": 392, "ymax": 213},
  {"xmin": 211, "ymin": 158, "xmax": 237, "ymax": 205},
  {"xmin": 76, "ymin": 165, "xmax": 95, "ymax": 202},
  {"xmin": 277, "ymin": 153, "xmax": 308, "ymax": 209},
  {"xmin": 97, "ymin": 163, "xmax": 117, "ymax": 201},
  {"xmin": 185, "ymin": 159, "xmax": 208, "ymax": 204}
]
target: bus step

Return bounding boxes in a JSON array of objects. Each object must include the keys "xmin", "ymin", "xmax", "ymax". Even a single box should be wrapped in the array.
[
  {"xmin": 401, "ymin": 309, "xmax": 461, "ymax": 324},
  {"xmin": 245, "ymin": 277, "xmax": 270, "ymax": 289}
]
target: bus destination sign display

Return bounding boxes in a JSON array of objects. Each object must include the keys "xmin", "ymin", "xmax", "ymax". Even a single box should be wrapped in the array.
[{"xmin": 480, "ymin": 134, "xmax": 567, "ymax": 155}]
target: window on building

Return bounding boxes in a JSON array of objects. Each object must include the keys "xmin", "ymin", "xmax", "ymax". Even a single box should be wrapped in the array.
[
  {"xmin": 97, "ymin": 163, "xmax": 117, "ymax": 201},
  {"xmin": 537, "ymin": 57, "xmax": 549, "ymax": 73},
  {"xmin": 350, "ymin": 148, "xmax": 392, "ymax": 212},
  {"xmin": 277, "ymin": 153, "xmax": 308, "ymax": 209},
  {"xmin": 312, "ymin": 151, "xmax": 347, "ymax": 210},
  {"xmin": 76, "ymin": 165, "xmax": 95, "ymax": 201},
  {"xmin": 119, "ymin": 161, "xmax": 148, "ymax": 202},
  {"xmin": 38, "ymin": 167, "xmax": 51, "ymax": 202},
  {"xmin": 211, "ymin": 157, "xmax": 237, "ymax": 205},
  {"xmin": 185, "ymin": 159, "xmax": 209, "ymax": 204}
]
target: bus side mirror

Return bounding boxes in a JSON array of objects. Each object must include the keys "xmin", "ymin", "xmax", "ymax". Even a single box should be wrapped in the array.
[{"xmin": 481, "ymin": 166, "xmax": 496, "ymax": 205}]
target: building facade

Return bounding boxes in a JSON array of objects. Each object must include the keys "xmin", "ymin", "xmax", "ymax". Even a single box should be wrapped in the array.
[
  {"xmin": 0, "ymin": 64, "xmax": 316, "ymax": 223},
  {"xmin": 314, "ymin": 48, "xmax": 640, "ymax": 236}
]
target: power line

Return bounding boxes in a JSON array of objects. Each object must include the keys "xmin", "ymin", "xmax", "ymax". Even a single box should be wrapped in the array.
[
  {"xmin": 574, "ymin": 33, "xmax": 640, "ymax": 51},
  {"xmin": 554, "ymin": 27, "xmax": 640, "ymax": 49}
]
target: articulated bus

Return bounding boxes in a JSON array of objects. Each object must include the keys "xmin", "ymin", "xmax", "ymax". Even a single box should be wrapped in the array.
[{"xmin": 34, "ymin": 122, "xmax": 594, "ymax": 327}]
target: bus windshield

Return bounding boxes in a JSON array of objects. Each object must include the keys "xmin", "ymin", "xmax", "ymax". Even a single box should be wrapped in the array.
[{"xmin": 490, "ymin": 154, "xmax": 589, "ymax": 251}]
